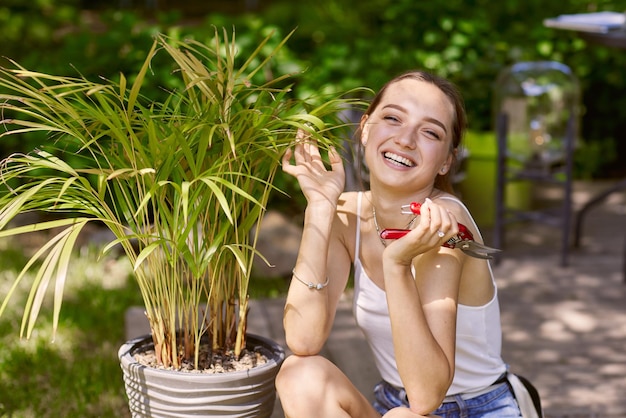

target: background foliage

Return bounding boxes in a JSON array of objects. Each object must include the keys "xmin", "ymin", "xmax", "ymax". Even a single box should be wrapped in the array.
[{"xmin": 2, "ymin": 0, "xmax": 626, "ymax": 178}]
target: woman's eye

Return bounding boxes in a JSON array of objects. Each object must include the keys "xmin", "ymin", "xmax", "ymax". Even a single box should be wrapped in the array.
[
  {"xmin": 384, "ymin": 115, "xmax": 400, "ymax": 123},
  {"xmin": 425, "ymin": 130, "xmax": 441, "ymax": 140}
]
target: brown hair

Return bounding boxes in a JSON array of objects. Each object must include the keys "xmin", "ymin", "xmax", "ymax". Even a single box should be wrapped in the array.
[{"xmin": 357, "ymin": 70, "xmax": 467, "ymax": 193}]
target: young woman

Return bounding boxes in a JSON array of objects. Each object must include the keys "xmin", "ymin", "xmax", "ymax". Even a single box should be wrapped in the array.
[{"xmin": 276, "ymin": 71, "xmax": 522, "ymax": 418}]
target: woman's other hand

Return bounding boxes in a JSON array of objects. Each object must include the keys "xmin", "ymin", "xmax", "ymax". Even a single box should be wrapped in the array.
[{"xmin": 282, "ymin": 129, "xmax": 345, "ymax": 207}]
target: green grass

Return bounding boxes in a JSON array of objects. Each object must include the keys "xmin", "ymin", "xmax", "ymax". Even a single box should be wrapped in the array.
[
  {"xmin": 0, "ymin": 237, "xmax": 288, "ymax": 417},
  {"xmin": 0, "ymin": 241, "xmax": 139, "ymax": 417}
]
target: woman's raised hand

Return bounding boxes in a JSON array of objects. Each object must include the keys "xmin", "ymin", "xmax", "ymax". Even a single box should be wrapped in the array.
[{"xmin": 282, "ymin": 129, "xmax": 345, "ymax": 207}]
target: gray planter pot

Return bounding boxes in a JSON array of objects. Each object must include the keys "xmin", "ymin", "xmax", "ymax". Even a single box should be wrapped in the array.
[{"xmin": 119, "ymin": 333, "xmax": 285, "ymax": 418}]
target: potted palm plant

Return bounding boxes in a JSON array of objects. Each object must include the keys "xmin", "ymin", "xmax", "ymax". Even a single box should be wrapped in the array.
[{"xmin": 0, "ymin": 29, "xmax": 361, "ymax": 416}]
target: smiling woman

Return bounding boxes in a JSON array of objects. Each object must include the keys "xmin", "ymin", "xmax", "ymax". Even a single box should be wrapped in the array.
[{"xmin": 276, "ymin": 71, "xmax": 527, "ymax": 418}]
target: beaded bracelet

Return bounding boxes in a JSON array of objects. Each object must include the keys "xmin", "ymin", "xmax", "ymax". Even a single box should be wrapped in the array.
[{"xmin": 292, "ymin": 269, "xmax": 329, "ymax": 291}]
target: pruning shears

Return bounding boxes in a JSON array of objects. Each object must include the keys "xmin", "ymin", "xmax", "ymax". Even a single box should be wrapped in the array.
[{"xmin": 379, "ymin": 202, "xmax": 501, "ymax": 260}]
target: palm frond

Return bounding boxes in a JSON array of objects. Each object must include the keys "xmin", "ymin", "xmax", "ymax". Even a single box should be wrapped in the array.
[{"xmin": 0, "ymin": 28, "xmax": 367, "ymax": 368}]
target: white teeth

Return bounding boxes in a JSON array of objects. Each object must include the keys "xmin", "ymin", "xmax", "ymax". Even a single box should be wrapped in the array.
[{"xmin": 384, "ymin": 152, "xmax": 415, "ymax": 167}]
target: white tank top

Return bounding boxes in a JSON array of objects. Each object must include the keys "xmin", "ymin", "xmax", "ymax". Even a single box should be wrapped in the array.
[{"xmin": 352, "ymin": 192, "xmax": 507, "ymax": 396}]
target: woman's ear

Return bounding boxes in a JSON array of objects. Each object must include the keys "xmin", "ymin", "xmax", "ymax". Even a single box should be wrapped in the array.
[
  {"xmin": 440, "ymin": 149, "xmax": 457, "ymax": 174},
  {"xmin": 360, "ymin": 114, "xmax": 370, "ymax": 146}
]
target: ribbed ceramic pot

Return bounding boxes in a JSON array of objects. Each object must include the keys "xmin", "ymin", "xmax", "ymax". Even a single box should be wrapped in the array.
[{"xmin": 118, "ymin": 333, "xmax": 285, "ymax": 418}]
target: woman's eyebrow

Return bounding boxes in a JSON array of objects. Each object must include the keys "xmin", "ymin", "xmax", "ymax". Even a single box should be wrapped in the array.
[
  {"xmin": 382, "ymin": 104, "xmax": 407, "ymax": 114},
  {"xmin": 382, "ymin": 104, "xmax": 448, "ymax": 134},
  {"xmin": 424, "ymin": 117, "xmax": 448, "ymax": 135}
]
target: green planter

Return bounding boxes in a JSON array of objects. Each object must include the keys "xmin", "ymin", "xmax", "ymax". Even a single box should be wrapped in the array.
[{"xmin": 458, "ymin": 131, "xmax": 531, "ymax": 228}]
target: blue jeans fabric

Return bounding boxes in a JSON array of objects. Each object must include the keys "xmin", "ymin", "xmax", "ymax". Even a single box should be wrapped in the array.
[{"xmin": 373, "ymin": 380, "xmax": 522, "ymax": 418}]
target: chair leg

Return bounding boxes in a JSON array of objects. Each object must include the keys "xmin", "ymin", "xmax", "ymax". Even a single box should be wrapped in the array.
[
  {"xmin": 560, "ymin": 114, "xmax": 576, "ymax": 268},
  {"xmin": 561, "ymin": 173, "xmax": 572, "ymax": 268},
  {"xmin": 561, "ymin": 197, "xmax": 571, "ymax": 268},
  {"xmin": 623, "ymin": 229, "xmax": 626, "ymax": 284}
]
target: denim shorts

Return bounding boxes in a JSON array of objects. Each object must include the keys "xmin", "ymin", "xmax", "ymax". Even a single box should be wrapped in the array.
[{"xmin": 373, "ymin": 379, "xmax": 522, "ymax": 418}]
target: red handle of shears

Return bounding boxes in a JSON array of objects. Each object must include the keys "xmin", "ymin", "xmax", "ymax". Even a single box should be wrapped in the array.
[
  {"xmin": 379, "ymin": 227, "xmax": 474, "ymax": 248},
  {"xmin": 379, "ymin": 202, "xmax": 476, "ymax": 247},
  {"xmin": 409, "ymin": 201, "xmax": 422, "ymax": 214}
]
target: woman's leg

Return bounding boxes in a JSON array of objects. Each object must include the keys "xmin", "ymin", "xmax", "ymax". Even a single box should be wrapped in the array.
[{"xmin": 276, "ymin": 354, "xmax": 381, "ymax": 418}]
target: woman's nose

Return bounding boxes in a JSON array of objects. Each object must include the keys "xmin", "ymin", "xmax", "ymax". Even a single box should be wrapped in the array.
[{"xmin": 394, "ymin": 127, "xmax": 417, "ymax": 149}]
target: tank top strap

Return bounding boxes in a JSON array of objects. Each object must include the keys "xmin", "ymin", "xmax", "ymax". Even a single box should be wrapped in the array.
[{"xmin": 355, "ymin": 192, "xmax": 363, "ymax": 261}]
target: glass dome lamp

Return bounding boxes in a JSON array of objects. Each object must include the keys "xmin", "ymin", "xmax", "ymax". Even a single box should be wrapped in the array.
[
  {"xmin": 494, "ymin": 61, "xmax": 580, "ymax": 170},
  {"xmin": 493, "ymin": 61, "xmax": 580, "ymax": 267}
]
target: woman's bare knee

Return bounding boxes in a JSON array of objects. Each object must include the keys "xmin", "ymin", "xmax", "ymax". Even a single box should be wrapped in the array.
[
  {"xmin": 276, "ymin": 355, "xmax": 331, "ymax": 394},
  {"xmin": 276, "ymin": 355, "xmax": 335, "ymax": 413},
  {"xmin": 276, "ymin": 354, "xmax": 379, "ymax": 418}
]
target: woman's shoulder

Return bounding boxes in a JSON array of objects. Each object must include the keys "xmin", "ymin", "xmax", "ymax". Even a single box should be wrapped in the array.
[
  {"xmin": 431, "ymin": 192, "xmax": 475, "ymax": 226},
  {"xmin": 432, "ymin": 191, "xmax": 465, "ymax": 210}
]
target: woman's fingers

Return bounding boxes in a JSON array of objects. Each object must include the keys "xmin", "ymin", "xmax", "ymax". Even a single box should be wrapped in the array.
[
  {"xmin": 289, "ymin": 129, "xmax": 321, "ymax": 166},
  {"xmin": 385, "ymin": 200, "xmax": 460, "ymax": 263},
  {"xmin": 419, "ymin": 199, "xmax": 458, "ymax": 240},
  {"xmin": 328, "ymin": 146, "xmax": 345, "ymax": 176},
  {"xmin": 282, "ymin": 147, "xmax": 297, "ymax": 176},
  {"xmin": 284, "ymin": 129, "xmax": 343, "ymax": 175},
  {"xmin": 282, "ymin": 131, "xmax": 345, "ymax": 202},
  {"xmin": 292, "ymin": 131, "xmax": 308, "ymax": 165}
]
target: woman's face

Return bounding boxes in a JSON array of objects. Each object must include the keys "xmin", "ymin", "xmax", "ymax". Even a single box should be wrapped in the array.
[{"xmin": 361, "ymin": 78, "xmax": 455, "ymax": 193}]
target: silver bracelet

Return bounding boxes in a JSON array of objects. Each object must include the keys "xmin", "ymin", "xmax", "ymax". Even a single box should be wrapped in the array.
[{"xmin": 292, "ymin": 269, "xmax": 329, "ymax": 291}]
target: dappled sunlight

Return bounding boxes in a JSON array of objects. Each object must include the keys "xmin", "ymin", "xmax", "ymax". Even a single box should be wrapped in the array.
[
  {"xmin": 15, "ymin": 324, "xmax": 76, "ymax": 354},
  {"xmin": 552, "ymin": 301, "xmax": 598, "ymax": 333},
  {"xmin": 489, "ymin": 189, "xmax": 626, "ymax": 415},
  {"xmin": 517, "ymin": 230, "xmax": 548, "ymax": 246},
  {"xmin": 532, "ymin": 348, "xmax": 566, "ymax": 363},
  {"xmin": 64, "ymin": 247, "xmax": 134, "ymax": 293},
  {"xmin": 539, "ymin": 319, "xmax": 577, "ymax": 342},
  {"xmin": 495, "ymin": 255, "xmax": 626, "ymax": 414},
  {"xmin": 598, "ymin": 362, "xmax": 626, "ymax": 376},
  {"xmin": 504, "ymin": 328, "xmax": 534, "ymax": 343}
]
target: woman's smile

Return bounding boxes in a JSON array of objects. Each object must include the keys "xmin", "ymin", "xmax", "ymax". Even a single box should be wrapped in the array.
[{"xmin": 383, "ymin": 151, "xmax": 416, "ymax": 168}]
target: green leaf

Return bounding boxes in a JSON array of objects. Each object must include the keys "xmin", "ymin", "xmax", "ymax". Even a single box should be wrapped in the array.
[{"xmin": 127, "ymin": 39, "xmax": 158, "ymax": 117}]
